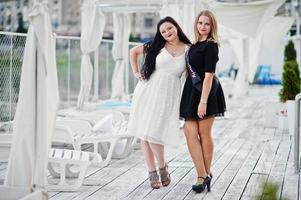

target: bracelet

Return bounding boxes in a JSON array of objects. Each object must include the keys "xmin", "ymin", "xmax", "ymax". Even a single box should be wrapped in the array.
[{"xmin": 200, "ymin": 98, "xmax": 207, "ymax": 104}]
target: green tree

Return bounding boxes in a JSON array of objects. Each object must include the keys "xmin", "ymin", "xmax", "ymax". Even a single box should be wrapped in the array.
[
  {"xmin": 279, "ymin": 40, "xmax": 301, "ymax": 102},
  {"xmin": 284, "ymin": 40, "xmax": 297, "ymax": 61}
]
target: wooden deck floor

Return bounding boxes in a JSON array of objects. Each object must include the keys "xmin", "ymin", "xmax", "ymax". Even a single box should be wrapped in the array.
[{"xmin": 1, "ymin": 85, "xmax": 300, "ymax": 200}]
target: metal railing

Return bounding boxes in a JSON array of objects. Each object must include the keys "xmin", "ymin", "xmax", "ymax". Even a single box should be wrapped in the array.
[
  {"xmin": 0, "ymin": 31, "xmax": 141, "ymax": 122},
  {"xmin": 295, "ymin": 93, "xmax": 301, "ymax": 172}
]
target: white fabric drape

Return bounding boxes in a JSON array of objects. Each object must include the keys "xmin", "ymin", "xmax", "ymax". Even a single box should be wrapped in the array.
[
  {"xmin": 111, "ymin": 13, "xmax": 131, "ymax": 99},
  {"xmin": 77, "ymin": 0, "xmax": 106, "ymax": 109},
  {"xmin": 208, "ymin": 0, "xmax": 286, "ymax": 96},
  {"xmin": 248, "ymin": 32, "xmax": 264, "ymax": 82},
  {"xmin": 160, "ymin": 0, "xmax": 205, "ymax": 42},
  {"xmin": 182, "ymin": 0, "xmax": 205, "ymax": 41},
  {"xmin": 160, "ymin": 0, "xmax": 181, "ymax": 24},
  {"xmin": 5, "ymin": 1, "xmax": 59, "ymax": 194},
  {"xmin": 232, "ymin": 38, "xmax": 249, "ymax": 97},
  {"xmin": 262, "ymin": 17, "xmax": 294, "ymax": 49},
  {"xmin": 209, "ymin": 0, "xmax": 284, "ymax": 38},
  {"xmin": 248, "ymin": 16, "xmax": 294, "ymax": 82}
]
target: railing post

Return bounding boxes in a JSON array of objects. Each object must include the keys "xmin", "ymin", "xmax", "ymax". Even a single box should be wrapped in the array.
[
  {"xmin": 106, "ymin": 42, "xmax": 109, "ymax": 97},
  {"xmin": 295, "ymin": 93, "xmax": 301, "ymax": 172},
  {"xmin": 9, "ymin": 35, "xmax": 13, "ymax": 120},
  {"xmin": 67, "ymin": 39, "xmax": 71, "ymax": 106}
]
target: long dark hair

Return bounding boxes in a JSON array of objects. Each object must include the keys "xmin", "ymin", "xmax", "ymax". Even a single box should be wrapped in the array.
[{"xmin": 141, "ymin": 16, "xmax": 191, "ymax": 80}]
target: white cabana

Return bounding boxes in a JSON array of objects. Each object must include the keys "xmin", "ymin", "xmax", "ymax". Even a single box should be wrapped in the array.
[
  {"xmin": 110, "ymin": 13, "xmax": 131, "ymax": 99},
  {"xmin": 78, "ymin": 0, "xmax": 292, "ymax": 103},
  {"xmin": 77, "ymin": 0, "xmax": 106, "ymax": 109},
  {"xmin": 78, "ymin": 0, "xmax": 161, "ymax": 104},
  {"xmin": 4, "ymin": 0, "xmax": 59, "ymax": 198}
]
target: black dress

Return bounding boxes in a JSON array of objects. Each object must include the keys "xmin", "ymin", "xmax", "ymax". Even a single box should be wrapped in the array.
[{"xmin": 180, "ymin": 40, "xmax": 226, "ymax": 120}]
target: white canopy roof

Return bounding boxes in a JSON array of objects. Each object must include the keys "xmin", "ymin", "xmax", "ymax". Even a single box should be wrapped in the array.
[{"xmin": 75, "ymin": 0, "xmax": 291, "ymax": 104}]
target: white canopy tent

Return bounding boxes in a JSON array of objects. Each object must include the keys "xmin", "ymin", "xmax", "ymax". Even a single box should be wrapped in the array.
[
  {"xmin": 2, "ymin": 0, "xmax": 59, "ymax": 199},
  {"xmin": 83, "ymin": 0, "xmax": 204, "ymax": 103},
  {"xmin": 75, "ymin": 0, "xmax": 292, "ymax": 104}
]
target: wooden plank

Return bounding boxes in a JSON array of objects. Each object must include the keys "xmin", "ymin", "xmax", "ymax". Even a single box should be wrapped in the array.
[
  {"xmin": 240, "ymin": 174, "xmax": 268, "ymax": 200},
  {"xmin": 222, "ymin": 142, "xmax": 265, "ymax": 200},
  {"xmin": 265, "ymin": 138, "xmax": 291, "ymax": 200},
  {"xmin": 199, "ymin": 131, "xmax": 257, "ymax": 200},
  {"xmin": 49, "ymin": 152, "xmax": 144, "ymax": 199},
  {"xmin": 252, "ymin": 139, "xmax": 280, "ymax": 174},
  {"xmin": 42, "ymin": 86, "xmax": 299, "ymax": 200},
  {"xmin": 183, "ymin": 138, "xmax": 246, "ymax": 200},
  {"xmin": 163, "ymin": 130, "xmax": 248, "ymax": 200},
  {"xmin": 84, "ymin": 143, "xmax": 191, "ymax": 200},
  {"xmin": 281, "ymin": 140, "xmax": 299, "ymax": 200},
  {"xmin": 240, "ymin": 132, "xmax": 285, "ymax": 199}
]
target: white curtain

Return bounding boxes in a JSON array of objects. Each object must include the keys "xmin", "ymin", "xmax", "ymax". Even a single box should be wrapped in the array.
[
  {"xmin": 230, "ymin": 38, "xmax": 249, "ymax": 97},
  {"xmin": 160, "ymin": 0, "xmax": 181, "ymax": 23},
  {"xmin": 183, "ymin": 0, "xmax": 205, "ymax": 41},
  {"xmin": 110, "ymin": 13, "xmax": 131, "ymax": 99},
  {"xmin": 5, "ymin": 1, "xmax": 59, "ymax": 196},
  {"xmin": 77, "ymin": 0, "xmax": 106, "ymax": 109}
]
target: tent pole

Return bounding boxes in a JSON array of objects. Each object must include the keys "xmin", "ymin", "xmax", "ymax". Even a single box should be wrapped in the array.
[{"xmin": 93, "ymin": 48, "xmax": 99, "ymax": 101}]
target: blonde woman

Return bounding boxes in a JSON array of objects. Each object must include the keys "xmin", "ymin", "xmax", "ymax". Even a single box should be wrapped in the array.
[{"xmin": 180, "ymin": 10, "xmax": 226, "ymax": 193}]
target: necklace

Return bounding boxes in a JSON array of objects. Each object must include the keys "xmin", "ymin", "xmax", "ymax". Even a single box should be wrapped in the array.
[
  {"xmin": 166, "ymin": 44, "xmax": 179, "ymax": 56},
  {"xmin": 169, "ymin": 47, "xmax": 177, "ymax": 56}
]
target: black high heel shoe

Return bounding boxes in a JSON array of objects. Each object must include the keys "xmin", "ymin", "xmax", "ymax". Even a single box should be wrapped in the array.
[
  {"xmin": 192, "ymin": 176, "xmax": 207, "ymax": 193},
  {"xmin": 206, "ymin": 174, "xmax": 212, "ymax": 192},
  {"xmin": 209, "ymin": 173, "xmax": 213, "ymax": 179},
  {"xmin": 192, "ymin": 176, "xmax": 212, "ymax": 193}
]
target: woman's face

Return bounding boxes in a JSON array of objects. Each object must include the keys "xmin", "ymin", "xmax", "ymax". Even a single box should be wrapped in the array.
[
  {"xmin": 159, "ymin": 22, "xmax": 178, "ymax": 42},
  {"xmin": 197, "ymin": 15, "xmax": 211, "ymax": 38}
]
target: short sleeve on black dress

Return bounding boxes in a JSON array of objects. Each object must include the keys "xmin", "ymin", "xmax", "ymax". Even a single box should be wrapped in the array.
[{"xmin": 204, "ymin": 42, "xmax": 219, "ymax": 73}]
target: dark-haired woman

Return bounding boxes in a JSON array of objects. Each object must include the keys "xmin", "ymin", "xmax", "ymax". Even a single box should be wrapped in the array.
[{"xmin": 127, "ymin": 16, "xmax": 191, "ymax": 189}]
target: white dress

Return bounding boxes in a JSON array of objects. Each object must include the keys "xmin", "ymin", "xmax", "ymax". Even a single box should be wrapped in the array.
[{"xmin": 127, "ymin": 47, "xmax": 186, "ymax": 146}]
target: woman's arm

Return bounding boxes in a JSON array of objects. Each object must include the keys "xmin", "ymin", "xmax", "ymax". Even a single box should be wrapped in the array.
[
  {"xmin": 197, "ymin": 72, "xmax": 214, "ymax": 118},
  {"xmin": 130, "ymin": 45, "xmax": 144, "ymax": 80},
  {"xmin": 201, "ymin": 73, "xmax": 214, "ymax": 102}
]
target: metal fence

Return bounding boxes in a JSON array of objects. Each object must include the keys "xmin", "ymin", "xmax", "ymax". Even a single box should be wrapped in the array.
[{"xmin": 0, "ymin": 31, "xmax": 140, "ymax": 122}]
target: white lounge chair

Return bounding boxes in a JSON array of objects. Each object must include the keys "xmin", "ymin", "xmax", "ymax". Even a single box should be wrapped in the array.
[
  {"xmin": 47, "ymin": 148, "xmax": 91, "ymax": 191},
  {"xmin": 0, "ymin": 133, "xmax": 91, "ymax": 191},
  {"xmin": 57, "ymin": 109, "xmax": 126, "ymax": 125},
  {"xmin": 53, "ymin": 117, "xmax": 135, "ymax": 166}
]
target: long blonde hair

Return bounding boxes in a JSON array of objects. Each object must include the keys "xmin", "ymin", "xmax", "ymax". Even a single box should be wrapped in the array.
[{"xmin": 194, "ymin": 10, "xmax": 220, "ymax": 46}]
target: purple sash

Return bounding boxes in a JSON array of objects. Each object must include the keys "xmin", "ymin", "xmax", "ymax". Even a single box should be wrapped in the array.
[{"xmin": 185, "ymin": 49, "xmax": 219, "ymax": 95}]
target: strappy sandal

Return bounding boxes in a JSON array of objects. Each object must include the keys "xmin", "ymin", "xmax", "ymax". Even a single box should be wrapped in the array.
[
  {"xmin": 149, "ymin": 170, "xmax": 160, "ymax": 189},
  {"xmin": 159, "ymin": 164, "xmax": 171, "ymax": 187}
]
